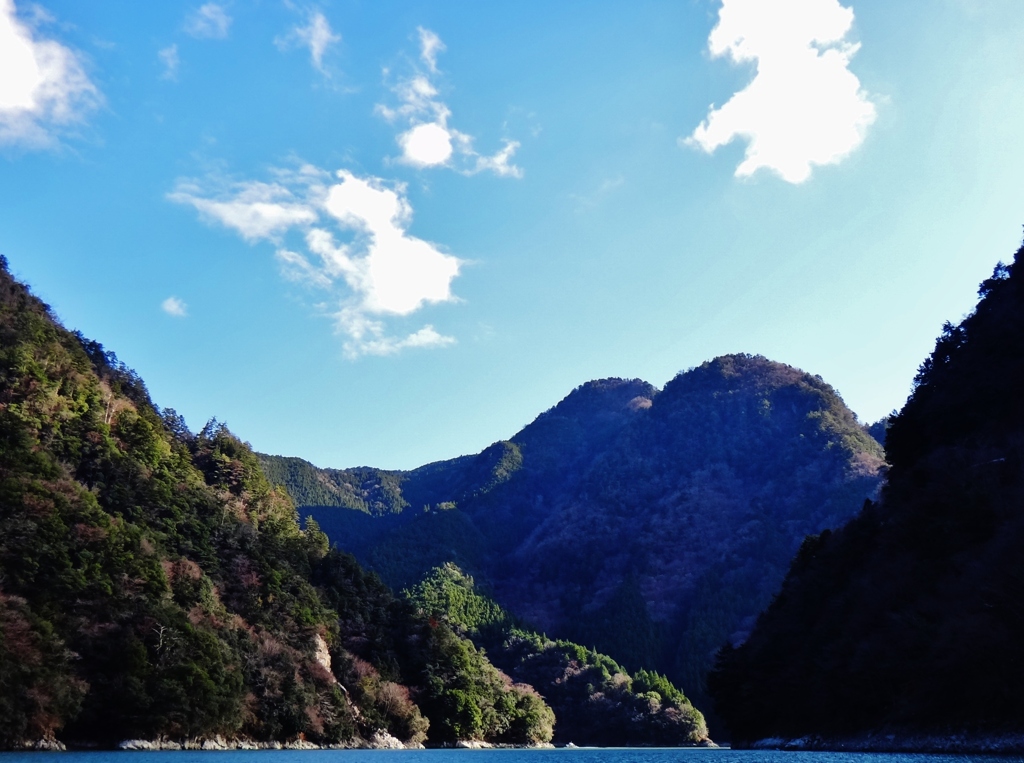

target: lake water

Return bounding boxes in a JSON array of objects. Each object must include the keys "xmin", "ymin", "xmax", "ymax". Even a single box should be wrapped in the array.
[{"xmin": 0, "ymin": 749, "xmax": 1019, "ymax": 763}]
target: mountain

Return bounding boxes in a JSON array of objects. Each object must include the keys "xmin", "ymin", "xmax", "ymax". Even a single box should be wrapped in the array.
[
  {"xmin": 709, "ymin": 245, "xmax": 1024, "ymax": 745},
  {"xmin": 262, "ymin": 356, "xmax": 885, "ymax": 729},
  {"xmin": 0, "ymin": 256, "xmax": 554, "ymax": 749}
]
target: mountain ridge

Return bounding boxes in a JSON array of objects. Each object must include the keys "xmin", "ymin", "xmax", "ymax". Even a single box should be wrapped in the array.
[{"xmin": 262, "ymin": 354, "xmax": 885, "ymax": 733}]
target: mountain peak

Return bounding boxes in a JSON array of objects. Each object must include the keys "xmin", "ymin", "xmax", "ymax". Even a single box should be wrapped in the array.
[
  {"xmin": 534, "ymin": 377, "xmax": 658, "ymax": 422},
  {"xmin": 662, "ymin": 354, "xmax": 829, "ymax": 399}
]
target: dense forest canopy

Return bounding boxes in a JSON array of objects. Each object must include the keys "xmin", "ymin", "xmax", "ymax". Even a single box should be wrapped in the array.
[
  {"xmin": 0, "ymin": 255, "xmax": 557, "ymax": 749},
  {"xmin": 405, "ymin": 563, "xmax": 709, "ymax": 746},
  {"xmin": 709, "ymin": 242, "xmax": 1024, "ymax": 743}
]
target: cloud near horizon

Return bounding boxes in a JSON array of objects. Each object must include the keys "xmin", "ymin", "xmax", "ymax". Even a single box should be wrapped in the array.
[
  {"xmin": 685, "ymin": 0, "xmax": 876, "ymax": 183},
  {"xmin": 0, "ymin": 0, "xmax": 101, "ymax": 148},
  {"xmin": 169, "ymin": 166, "xmax": 461, "ymax": 358},
  {"xmin": 376, "ymin": 27, "xmax": 522, "ymax": 178}
]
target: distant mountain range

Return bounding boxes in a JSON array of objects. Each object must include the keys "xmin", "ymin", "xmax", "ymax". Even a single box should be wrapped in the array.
[{"xmin": 262, "ymin": 353, "xmax": 886, "ymax": 730}]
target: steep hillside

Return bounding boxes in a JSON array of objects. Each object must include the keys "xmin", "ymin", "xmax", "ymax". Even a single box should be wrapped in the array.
[
  {"xmin": 0, "ymin": 256, "xmax": 553, "ymax": 749},
  {"xmin": 407, "ymin": 564, "xmax": 709, "ymax": 747},
  {"xmin": 266, "ymin": 358, "xmax": 885, "ymax": 725},
  {"xmin": 710, "ymin": 245, "xmax": 1024, "ymax": 744}
]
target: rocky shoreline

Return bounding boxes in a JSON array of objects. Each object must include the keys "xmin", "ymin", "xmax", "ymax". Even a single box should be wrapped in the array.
[
  {"xmin": 117, "ymin": 733, "xmax": 404, "ymax": 751},
  {"xmin": 747, "ymin": 731, "xmax": 1024, "ymax": 755},
  {"xmin": 8, "ymin": 732, "xmax": 563, "ymax": 752}
]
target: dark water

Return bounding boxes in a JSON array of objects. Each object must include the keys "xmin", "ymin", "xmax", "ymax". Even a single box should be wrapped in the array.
[{"xmin": 1, "ymin": 750, "xmax": 1019, "ymax": 763}]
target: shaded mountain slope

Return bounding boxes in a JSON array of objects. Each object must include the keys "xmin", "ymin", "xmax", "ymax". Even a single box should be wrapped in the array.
[
  {"xmin": 264, "ymin": 358, "xmax": 884, "ymax": 727},
  {"xmin": 0, "ymin": 256, "xmax": 553, "ymax": 749},
  {"xmin": 709, "ymin": 245, "xmax": 1024, "ymax": 743}
]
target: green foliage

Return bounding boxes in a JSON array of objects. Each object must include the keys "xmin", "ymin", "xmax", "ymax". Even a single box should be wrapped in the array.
[
  {"xmin": 313, "ymin": 551, "xmax": 553, "ymax": 745},
  {"xmin": 258, "ymin": 454, "xmax": 408, "ymax": 516},
  {"xmin": 0, "ymin": 256, "xmax": 550, "ymax": 749},
  {"xmin": 405, "ymin": 563, "xmax": 514, "ymax": 641},
  {"xmin": 633, "ymin": 669, "xmax": 689, "ymax": 708},
  {"xmin": 414, "ymin": 625, "xmax": 554, "ymax": 745},
  {"xmin": 498, "ymin": 632, "xmax": 707, "ymax": 746},
  {"xmin": 407, "ymin": 564, "xmax": 707, "ymax": 746}
]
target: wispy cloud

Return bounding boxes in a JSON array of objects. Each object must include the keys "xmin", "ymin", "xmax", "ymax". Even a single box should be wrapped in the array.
[
  {"xmin": 158, "ymin": 44, "xmax": 179, "ymax": 81},
  {"xmin": 376, "ymin": 28, "xmax": 522, "ymax": 178},
  {"xmin": 184, "ymin": 3, "xmax": 231, "ymax": 40},
  {"xmin": 168, "ymin": 178, "xmax": 319, "ymax": 242},
  {"xmin": 417, "ymin": 27, "xmax": 445, "ymax": 73},
  {"xmin": 0, "ymin": 0, "xmax": 101, "ymax": 148},
  {"xmin": 684, "ymin": 0, "xmax": 876, "ymax": 184},
  {"xmin": 162, "ymin": 296, "xmax": 188, "ymax": 317},
  {"xmin": 275, "ymin": 9, "xmax": 340, "ymax": 74},
  {"xmin": 366, "ymin": 324, "xmax": 455, "ymax": 355},
  {"xmin": 169, "ymin": 165, "xmax": 461, "ymax": 358}
]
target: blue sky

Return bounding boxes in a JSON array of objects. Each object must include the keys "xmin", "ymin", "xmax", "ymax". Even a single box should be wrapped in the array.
[{"xmin": 3, "ymin": 0, "xmax": 1024, "ymax": 469}]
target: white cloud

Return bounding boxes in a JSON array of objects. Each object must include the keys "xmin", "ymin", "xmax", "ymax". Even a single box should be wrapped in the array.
[
  {"xmin": 471, "ymin": 139, "xmax": 523, "ymax": 178},
  {"xmin": 366, "ymin": 325, "xmax": 455, "ymax": 356},
  {"xmin": 275, "ymin": 10, "xmax": 340, "ymax": 74},
  {"xmin": 162, "ymin": 296, "xmax": 188, "ymax": 317},
  {"xmin": 417, "ymin": 26, "xmax": 445, "ymax": 73},
  {"xmin": 335, "ymin": 312, "xmax": 455, "ymax": 357},
  {"xmin": 184, "ymin": 3, "xmax": 231, "ymax": 40},
  {"xmin": 0, "ymin": 0, "xmax": 100, "ymax": 148},
  {"xmin": 170, "ymin": 166, "xmax": 461, "ymax": 358},
  {"xmin": 276, "ymin": 247, "xmax": 332, "ymax": 288},
  {"xmin": 397, "ymin": 122, "xmax": 453, "ymax": 167},
  {"xmin": 168, "ymin": 179, "xmax": 319, "ymax": 242},
  {"xmin": 158, "ymin": 44, "xmax": 179, "ymax": 81},
  {"xmin": 376, "ymin": 28, "xmax": 522, "ymax": 178},
  {"xmin": 685, "ymin": 0, "xmax": 876, "ymax": 184},
  {"xmin": 323, "ymin": 171, "xmax": 461, "ymax": 316}
]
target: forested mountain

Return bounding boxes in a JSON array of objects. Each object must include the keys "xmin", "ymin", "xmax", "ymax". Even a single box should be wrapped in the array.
[
  {"xmin": 0, "ymin": 256, "xmax": 555, "ymax": 749},
  {"xmin": 407, "ymin": 564, "xmax": 709, "ymax": 747},
  {"xmin": 263, "ymin": 356, "xmax": 885, "ymax": 729},
  {"xmin": 709, "ymin": 244, "xmax": 1024, "ymax": 745}
]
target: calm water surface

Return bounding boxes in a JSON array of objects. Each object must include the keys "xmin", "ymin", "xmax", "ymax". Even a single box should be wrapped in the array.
[{"xmin": 0, "ymin": 750, "xmax": 1019, "ymax": 763}]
